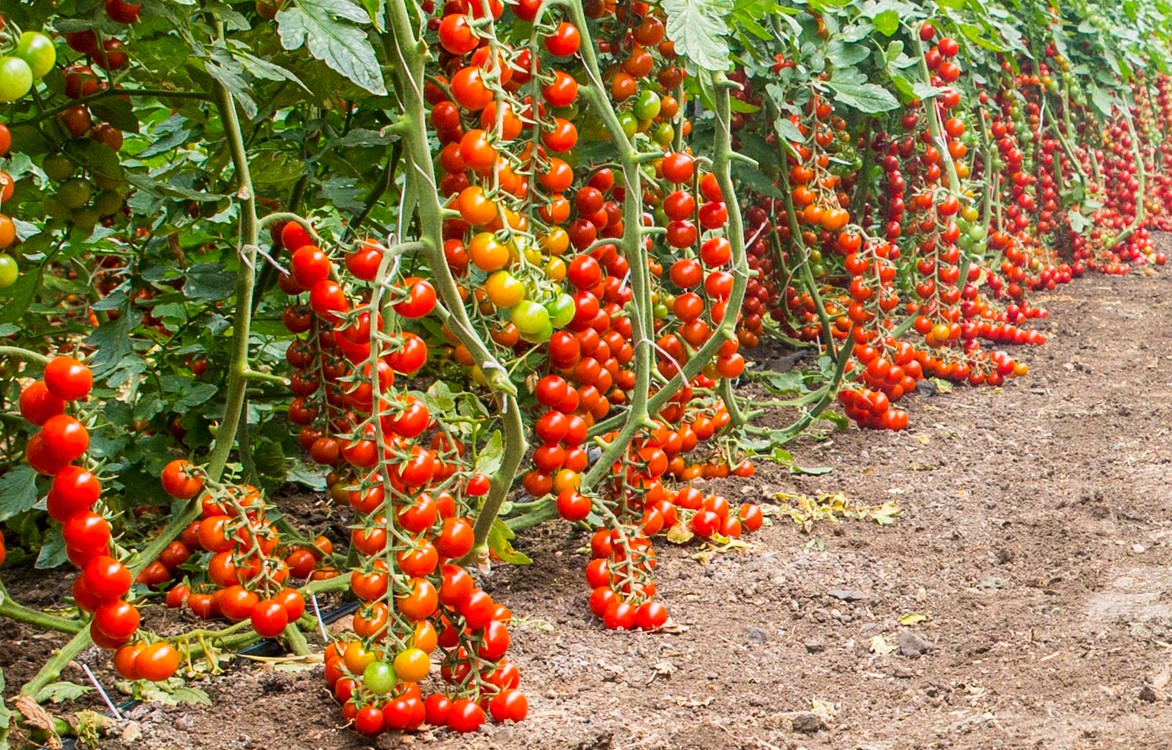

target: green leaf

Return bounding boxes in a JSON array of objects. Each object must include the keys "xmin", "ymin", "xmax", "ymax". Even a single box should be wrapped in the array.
[
  {"xmin": 733, "ymin": 162, "xmax": 784, "ymax": 198},
  {"xmin": 205, "ymin": 49, "xmax": 258, "ymax": 118},
  {"xmin": 826, "ymin": 81, "xmax": 900, "ymax": 113},
  {"xmin": 475, "ymin": 431, "xmax": 504, "ymax": 476},
  {"xmin": 135, "ymin": 115, "xmax": 195, "ymax": 159},
  {"xmin": 487, "ymin": 519, "xmax": 531, "ymax": 564},
  {"xmin": 0, "ymin": 467, "xmax": 39, "ymax": 523},
  {"xmin": 0, "ymin": 668, "xmax": 10, "ymax": 738},
  {"xmin": 277, "ymin": 0, "xmax": 388, "ymax": 95},
  {"xmin": 873, "ymin": 9, "xmax": 900, "ymax": 35},
  {"xmin": 36, "ymin": 526, "xmax": 68, "ymax": 569},
  {"xmin": 184, "ymin": 263, "xmax": 237, "ymax": 302},
  {"xmin": 176, "ymin": 383, "xmax": 219, "ymax": 410},
  {"xmin": 883, "ymin": 40, "xmax": 904, "ymax": 63},
  {"xmin": 249, "ymin": 150, "xmax": 305, "ymax": 186},
  {"xmin": 287, "ymin": 460, "xmax": 327, "ymax": 491},
  {"xmin": 88, "ymin": 97, "xmax": 139, "ymax": 133},
  {"xmin": 1090, "ymin": 84, "xmax": 1115, "ymax": 116},
  {"xmin": 0, "ymin": 267, "xmax": 40, "ymax": 325},
  {"xmin": 426, "ymin": 380, "xmax": 456, "ymax": 413},
  {"xmin": 233, "ymin": 49, "xmax": 310, "ymax": 93},
  {"xmin": 359, "ymin": 0, "xmax": 387, "ymax": 27},
  {"xmin": 662, "ymin": 0, "xmax": 734, "ymax": 72},
  {"xmin": 35, "ymin": 682, "xmax": 91, "ymax": 704},
  {"xmin": 828, "ymin": 41, "xmax": 870, "ymax": 67},
  {"xmin": 85, "ymin": 312, "xmax": 140, "ymax": 376}
]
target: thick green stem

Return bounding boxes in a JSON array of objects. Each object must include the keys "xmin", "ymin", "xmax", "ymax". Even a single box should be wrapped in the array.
[
  {"xmin": 207, "ymin": 72, "xmax": 261, "ymax": 480},
  {"xmin": 0, "ymin": 581, "xmax": 82, "ymax": 634},
  {"xmin": 0, "ymin": 346, "xmax": 51, "ymax": 366},
  {"xmin": 463, "ymin": 393, "xmax": 527, "ymax": 562},
  {"xmin": 1105, "ymin": 112, "xmax": 1146, "ymax": 251},
  {"xmin": 566, "ymin": 0, "xmax": 660, "ymax": 496},
  {"xmin": 382, "ymin": 0, "xmax": 515, "ymax": 398}
]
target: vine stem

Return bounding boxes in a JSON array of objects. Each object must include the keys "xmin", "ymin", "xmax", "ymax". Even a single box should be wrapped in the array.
[
  {"xmin": 0, "ymin": 580, "xmax": 83, "ymax": 634},
  {"xmin": 383, "ymin": 0, "xmax": 527, "ymax": 555},
  {"xmin": 567, "ymin": 0, "xmax": 653, "ymax": 496},
  {"xmin": 0, "ymin": 346, "xmax": 52, "ymax": 366},
  {"xmin": 19, "ymin": 52, "xmax": 266, "ymax": 699},
  {"xmin": 1104, "ymin": 111, "xmax": 1146, "ymax": 251},
  {"xmin": 382, "ymin": 0, "xmax": 516, "ymax": 399}
]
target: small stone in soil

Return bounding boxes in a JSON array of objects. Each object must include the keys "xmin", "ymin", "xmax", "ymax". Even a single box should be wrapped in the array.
[
  {"xmin": 898, "ymin": 629, "xmax": 934, "ymax": 658},
  {"xmin": 828, "ymin": 588, "xmax": 868, "ymax": 602},
  {"xmin": 745, "ymin": 627, "xmax": 769, "ymax": 644},
  {"xmin": 805, "ymin": 638, "xmax": 826, "ymax": 653},
  {"xmin": 791, "ymin": 712, "xmax": 825, "ymax": 734}
]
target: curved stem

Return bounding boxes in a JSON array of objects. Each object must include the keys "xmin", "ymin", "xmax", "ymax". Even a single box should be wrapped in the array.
[
  {"xmin": 0, "ymin": 346, "xmax": 51, "ymax": 366},
  {"xmin": 1105, "ymin": 112, "xmax": 1146, "ymax": 251},
  {"xmin": 0, "ymin": 581, "xmax": 82, "ymax": 634}
]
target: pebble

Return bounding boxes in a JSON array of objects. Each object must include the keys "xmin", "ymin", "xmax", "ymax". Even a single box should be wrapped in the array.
[
  {"xmin": 791, "ymin": 712, "xmax": 825, "ymax": 734},
  {"xmin": 745, "ymin": 627, "xmax": 769, "ymax": 645},
  {"xmin": 898, "ymin": 629, "xmax": 934, "ymax": 658},
  {"xmin": 828, "ymin": 588, "xmax": 869, "ymax": 602}
]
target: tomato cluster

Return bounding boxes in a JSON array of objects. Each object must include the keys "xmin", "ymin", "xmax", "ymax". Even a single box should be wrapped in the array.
[
  {"xmin": 16, "ymin": 356, "xmax": 178, "ymax": 680},
  {"xmin": 0, "ymin": 23, "xmax": 55, "ymax": 103},
  {"xmin": 159, "ymin": 473, "xmax": 307, "ymax": 642},
  {"xmin": 0, "ymin": 122, "xmax": 16, "ymax": 288}
]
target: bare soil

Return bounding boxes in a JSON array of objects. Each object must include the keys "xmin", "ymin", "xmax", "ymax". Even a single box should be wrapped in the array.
[{"xmin": 8, "ymin": 255, "xmax": 1172, "ymax": 750}]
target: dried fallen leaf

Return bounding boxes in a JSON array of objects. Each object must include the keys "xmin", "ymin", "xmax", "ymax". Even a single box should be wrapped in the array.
[
  {"xmin": 899, "ymin": 612, "xmax": 930, "ymax": 626},
  {"xmin": 869, "ymin": 635, "xmax": 896, "ymax": 656},
  {"xmin": 15, "ymin": 696, "xmax": 62, "ymax": 749}
]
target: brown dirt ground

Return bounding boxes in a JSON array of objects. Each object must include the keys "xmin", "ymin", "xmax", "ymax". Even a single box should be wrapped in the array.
[{"xmin": 8, "ymin": 246, "xmax": 1172, "ymax": 750}]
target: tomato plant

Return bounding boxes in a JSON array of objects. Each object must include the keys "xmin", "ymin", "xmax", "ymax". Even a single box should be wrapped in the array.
[{"xmin": 0, "ymin": 0, "xmax": 1169, "ymax": 742}]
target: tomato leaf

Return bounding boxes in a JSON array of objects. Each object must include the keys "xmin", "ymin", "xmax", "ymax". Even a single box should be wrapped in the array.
[
  {"xmin": 662, "ymin": 0, "xmax": 734, "ymax": 72},
  {"xmin": 276, "ymin": 0, "xmax": 388, "ymax": 96},
  {"xmin": 825, "ymin": 81, "xmax": 899, "ymax": 113},
  {"xmin": 487, "ymin": 519, "xmax": 531, "ymax": 565},
  {"xmin": 35, "ymin": 526, "xmax": 68, "ymax": 569},
  {"xmin": 0, "ymin": 668, "xmax": 10, "ymax": 739},
  {"xmin": 206, "ymin": 48, "xmax": 258, "ymax": 118},
  {"xmin": 34, "ymin": 682, "xmax": 90, "ymax": 704},
  {"xmin": 475, "ymin": 431, "xmax": 504, "ymax": 476},
  {"xmin": 183, "ymin": 263, "xmax": 237, "ymax": 302},
  {"xmin": 0, "ymin": 467, "xmax": 39, "ymax": 523}
]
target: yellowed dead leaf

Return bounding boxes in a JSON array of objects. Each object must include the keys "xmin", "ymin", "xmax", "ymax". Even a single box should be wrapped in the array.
[
  {"xmin": 869, "ymin": 635, "xmax": 896, "ymax": 655},
  {"xmin": 774, "ymin": 491, "xmax": 901, "ymax": 531},
  {"xmin": 899, "ymin": 612, "xmax": 930, "ymax": 626},
  {"xmin": 15, "ymin": 695, "xmax": 62, "ymax": 750}
]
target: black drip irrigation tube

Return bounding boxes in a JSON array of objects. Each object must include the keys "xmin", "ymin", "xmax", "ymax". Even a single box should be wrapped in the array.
[{"xmin": 53, "ymin": 599, "xmax": 360, "ymax": 749}]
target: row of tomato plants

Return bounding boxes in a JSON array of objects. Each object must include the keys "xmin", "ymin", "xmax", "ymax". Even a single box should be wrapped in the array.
[{"xmin": 0, "ymin": 0, "xmax": 1170, "ymax": 743}]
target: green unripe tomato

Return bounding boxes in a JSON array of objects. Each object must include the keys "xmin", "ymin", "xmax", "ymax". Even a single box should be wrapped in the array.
[
  {"xmin": 70, "ymin": 207, "xmax": 101, "ymax": 231},
  {"xmin": 632, "ymin": 89, "xmax": 661, "ymax": 121},
  {"xmin": 15, "ymin": 32, "xmax": 56, "ymax": 80},
  {"xmin": 0, "ymin": 57, "xmax": 34, "ymax": 102},
  {"xmin": 43, "ymin": 196, "xmax": 69, "ymax": 219},
  {"xmin": 0, "ymin": 253, "xmax": 18, "ymax": 288},
  {"xmin": 653, "ymin": 122, "xmax": 675, "ymax": 146},
  {"xmin": 617, "ymin": 111, "xmax": 638, "ymax": 139},
  {"xmin": 363, "ymin": 661, "xmax": 396, "ymax": 695},
  {"xmin": 94, "ymin": 190, "xmax": 123, "ymax": 216},
  {"xmin": 43, "ymin": 153, "xmax": 75, "ymax": 182},
  {"xmin": 58, "ymin": 178, "xmax": 92, "ymax": 209},
  {"xmin": 511, "ymin": 299, "xmax": 550, "ymax": 335},
  {"xmin": 546, "ymin": 293, "xmax": 576, "ymax": 328}
]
